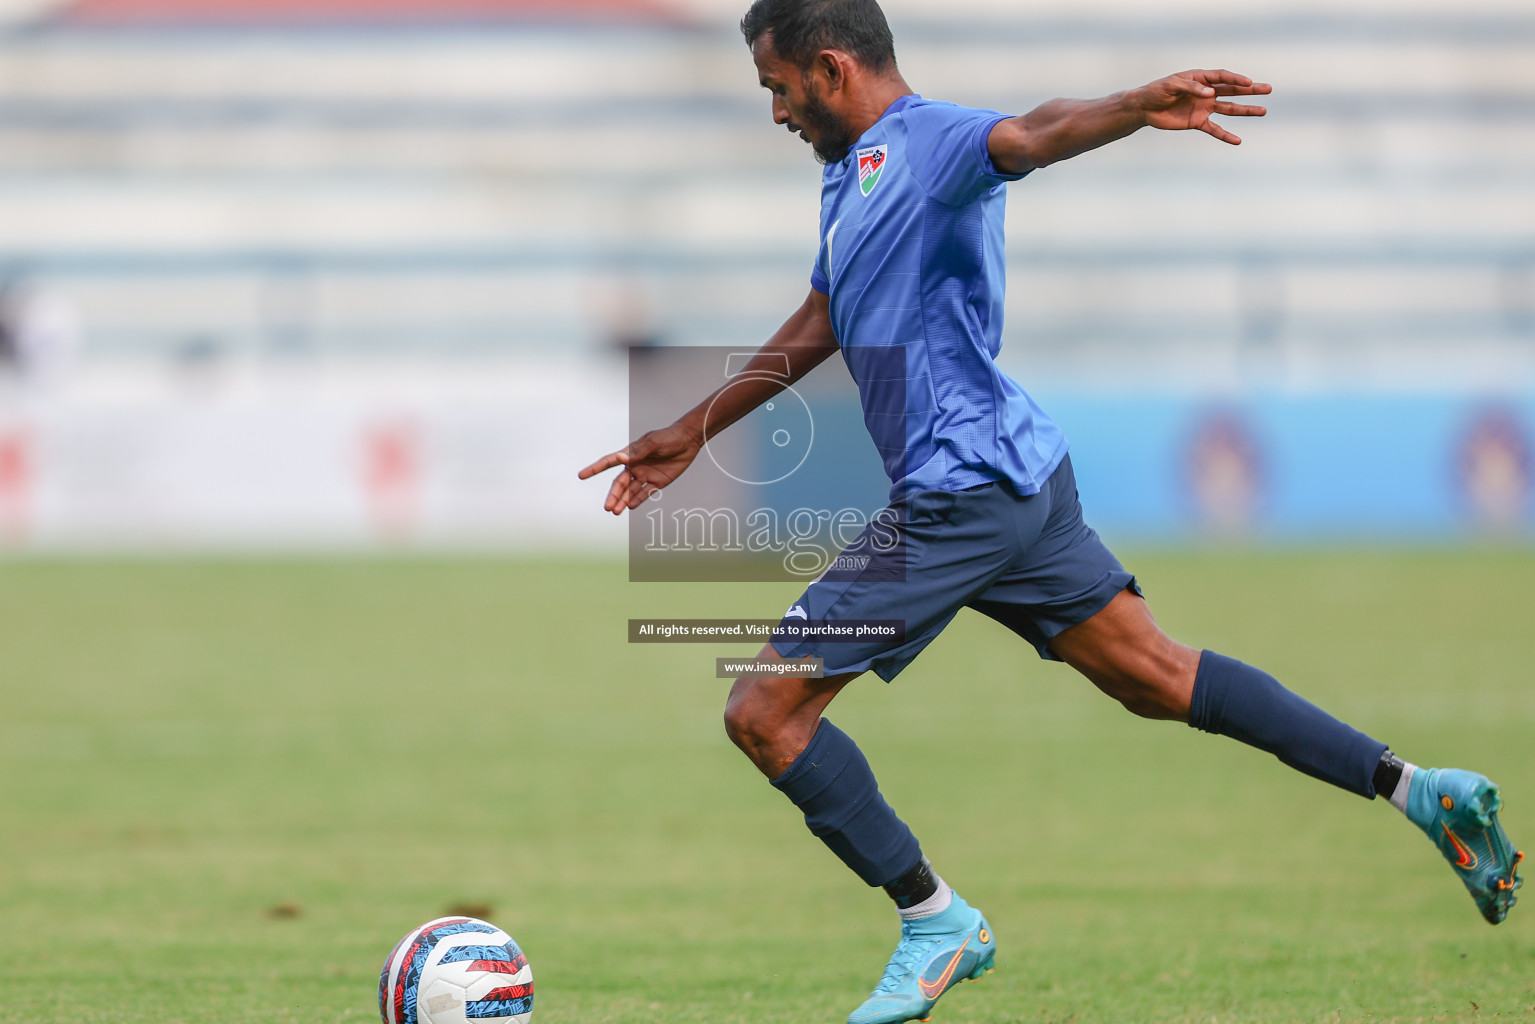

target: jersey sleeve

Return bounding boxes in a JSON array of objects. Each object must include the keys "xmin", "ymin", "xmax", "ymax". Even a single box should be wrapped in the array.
[
  {"xmin": 904, "ymin": 101, "xmax": 1029, "ymax": 207},
  {"xmin": 810, "ymin": 209, "xmax": 832, "ymax": 293},
  {"xmin": 810, "ymin": 259, "xmax": 829, "ymax": 295}
]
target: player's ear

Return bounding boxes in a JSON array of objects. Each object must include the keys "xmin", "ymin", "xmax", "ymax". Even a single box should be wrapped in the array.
[{"xmin": 812, "ymin": 49, "xmax": 845, "ymax": 93}]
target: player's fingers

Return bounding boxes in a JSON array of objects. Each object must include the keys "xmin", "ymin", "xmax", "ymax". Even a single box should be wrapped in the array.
[
  {"xmin": 578, "ymin": 449, "xmax": 631, "ymax": 479},
  {"xmin": 1208, "ymin": 82, "xmax": 1271, "ymax": 98},
  {"xmin": 624, "ymin": 479, "xmax": 658, "ymax": 510},
  {"xmin": 1212, "ymin": 88, "xmax": 1272, "ymax": 100},
  {"xmin": 1215, "ymin": 101, "xmax": 1267, "ymax": 117},
  {"xmin": 614, "ymin": 471, "xmax": 649, "ymax": 508},
  {"xmin": 1172, "ymin": 74, "xmax": 1216, "ymax": 98},
  {"xmin": 1188, "ymin": 68, "xmax": 1253, "ymax": 88},
  {"xmin": 1198, "ymin": 119, "xmax": 1242, "ymax": 145},
  {"xmin": 604, "ymin": 469, "xmax": 633, "ymax": 512}
]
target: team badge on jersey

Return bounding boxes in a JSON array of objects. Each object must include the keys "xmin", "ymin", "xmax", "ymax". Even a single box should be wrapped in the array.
[{"xmin": 856, "ymin": 144, "xmax": 887, "ymax": 197}]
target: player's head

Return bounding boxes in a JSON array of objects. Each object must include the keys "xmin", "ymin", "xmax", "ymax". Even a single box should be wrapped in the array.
[{"xmin": 740, "ymin": 0, "xmax": 899, "ymax": 164}]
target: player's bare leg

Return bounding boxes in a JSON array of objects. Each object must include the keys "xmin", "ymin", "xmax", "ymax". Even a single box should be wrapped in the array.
[
  {"xmin": 726, "ymin": 646, "xmax": 996, "ymax": 1024},
  {"xmin": 1052, "ymin": 589, "xmax": 1523, "ymax": 923},
  {"xmin": 724, "ymin": 645, "xmax": 858, "ymax": 778},
  {"xmin": 1048, "ymin": 589, "xmax": 1198, "ymax": 721}
]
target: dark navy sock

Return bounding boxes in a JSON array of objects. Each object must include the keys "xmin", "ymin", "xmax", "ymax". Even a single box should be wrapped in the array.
[
  {"xmin": 771, "ymin": 719, "xmax": 923, "ymax": 887},
  {"xmin": 1188, "ymin": 650, "xmax": 1388, "ymax": 799}
]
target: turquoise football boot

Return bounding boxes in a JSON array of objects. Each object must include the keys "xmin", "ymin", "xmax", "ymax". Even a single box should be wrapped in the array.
[
  {"xmin": 847, "ymin": 894, "xmax": 995, "ymax": 1024},
  {"xmin": 1403, "ymin": 767, "xmax": 1523, "ymax": 924}
]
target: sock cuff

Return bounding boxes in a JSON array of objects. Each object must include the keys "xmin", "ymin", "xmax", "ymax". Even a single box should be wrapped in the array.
[
  {"xmin": 770, "ymin": 718, "xmax": 923, "ymax": 887},
  {"xmin": 770, "ymin": 718, "xmax": 843, "ymax": 797},
  {"xmin": 1186, "ymin": 648, "xmax": 1386, "ymax": 799},
  {"xmin": 1188, "ymin": 649, "xmax": 1233, "ymax": 732}
]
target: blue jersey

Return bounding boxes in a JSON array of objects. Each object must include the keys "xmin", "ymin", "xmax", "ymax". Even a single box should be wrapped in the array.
[{"xmin": 810, "ymin": 94, "xmax": 1068, "ymax": 499}]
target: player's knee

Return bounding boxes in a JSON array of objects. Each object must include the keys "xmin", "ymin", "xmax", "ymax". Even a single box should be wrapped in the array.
[
  {"xmin": 722, "ymin": 679, "xmax": 781, "ymax": 752},
  {"xmin": 721, "ymin": 694, "xmax": 754, "ymax": 748}
]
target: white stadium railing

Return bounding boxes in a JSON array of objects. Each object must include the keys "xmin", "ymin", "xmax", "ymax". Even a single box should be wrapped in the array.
[{"xmin": 0, "ymin": 12, "xmax": 1528, "ymax": 385}]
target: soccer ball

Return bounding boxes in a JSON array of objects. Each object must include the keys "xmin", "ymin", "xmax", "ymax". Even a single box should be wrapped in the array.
[{"xmin": 378, "ymin": 916, "xmax": 533, "ymax": 1024}]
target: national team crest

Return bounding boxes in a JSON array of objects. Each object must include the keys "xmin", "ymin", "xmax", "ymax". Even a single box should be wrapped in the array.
[{"xmin": 856, "ymin": 144, "xmax": 887, "ymax": 197}]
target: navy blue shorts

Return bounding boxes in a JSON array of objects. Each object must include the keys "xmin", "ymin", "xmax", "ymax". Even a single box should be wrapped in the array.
[{"xmin": 770, "ymin": 454, "xmax": 1140, "ymax": 681}]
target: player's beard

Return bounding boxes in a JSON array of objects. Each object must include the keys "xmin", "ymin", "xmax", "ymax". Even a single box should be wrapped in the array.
[{"xmin": 799, "ymin": 75, "xmax": 856, "ymax": 165}]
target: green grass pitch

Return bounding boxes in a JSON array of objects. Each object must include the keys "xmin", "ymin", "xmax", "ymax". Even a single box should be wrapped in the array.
[{"xmin": 0, "ymin": 551, "xmax": 1530, "ymax": 1023}]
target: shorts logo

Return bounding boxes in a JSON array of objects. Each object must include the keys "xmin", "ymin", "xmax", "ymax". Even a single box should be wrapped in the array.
[
  {"xmin": 856, "ymin": 145, "xmax": 887, "ymax": 197},
  {"xmin": 784, "ymin": 604, "xmax": 808, "ymax": 620}
]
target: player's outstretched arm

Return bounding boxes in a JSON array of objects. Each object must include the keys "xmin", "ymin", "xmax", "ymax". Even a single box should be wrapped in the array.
[
  {"xmin": 988, "ymin": 69, "xmax": 1271, "ymax": 174},
  {"xmin": 577, "ymin": 288, "xmax": 839, "ymax": 516}
]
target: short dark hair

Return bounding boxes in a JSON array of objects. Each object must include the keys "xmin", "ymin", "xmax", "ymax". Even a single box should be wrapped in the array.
[{"xmin": 740, "ymin": 0, "xmax": 897, "ymax": 74}]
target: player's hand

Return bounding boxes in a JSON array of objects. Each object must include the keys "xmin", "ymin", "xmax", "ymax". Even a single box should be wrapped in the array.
[
  {"xmin": 578, "ymin": 423, "xmax": 703, "ymax": 516},
  {"xmin": 1138, "ymin": 70, "xmax": 1270, "ymax": 145}
]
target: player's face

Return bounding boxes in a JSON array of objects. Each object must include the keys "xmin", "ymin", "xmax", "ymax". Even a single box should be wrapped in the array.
[{"xmin": 752, "ymin": 37, "xmax": 857, "ymax": 165}]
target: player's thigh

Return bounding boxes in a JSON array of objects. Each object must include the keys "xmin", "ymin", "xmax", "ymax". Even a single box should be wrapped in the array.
[
  {"xmin": 1049, "ymin": 590, "xmax": 1200, "ymax": 719},
  {"xmin": 964, "ymin": 459, "xmax": 1138, "ymax": 663}
]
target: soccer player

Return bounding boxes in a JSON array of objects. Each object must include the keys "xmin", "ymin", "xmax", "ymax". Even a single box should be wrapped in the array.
[{"xmin": 579, "ymin": 2, "xmax": 1525, "ymax": 1021}]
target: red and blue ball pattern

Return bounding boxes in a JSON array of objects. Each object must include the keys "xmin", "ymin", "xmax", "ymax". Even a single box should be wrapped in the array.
[
  {"xmin": 378, "ymin": 916, "xmax": 534, "ymax": 1024},
  {"xmin": 440, "ymin": 942, "xmax": 534, "ymax": 1018}
]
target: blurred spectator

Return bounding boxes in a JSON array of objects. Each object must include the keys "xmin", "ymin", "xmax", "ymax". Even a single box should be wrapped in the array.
[
  {"xmin": 597, "ymin": 278, "xmax": 664, "ymax": 357},
  {"xmin": 0, "ymin": 285, "xmax": 15, "ymax": 372},
  {"xmin": 0, "ymin": 276, "xmax": 80, "ymax": 384}
]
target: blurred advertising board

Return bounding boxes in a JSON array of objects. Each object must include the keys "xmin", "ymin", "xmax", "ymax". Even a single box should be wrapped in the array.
[{"xmin": 0, "ymin": 366, "xmax": 1528, "ymax": 550}]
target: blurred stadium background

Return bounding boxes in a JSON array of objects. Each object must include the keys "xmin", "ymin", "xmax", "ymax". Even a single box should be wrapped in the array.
[
  {"xmin": 1, "ymin": 6, "xmax": 1531, "ymax": 1022},
  {"xmin": 0, "ymin": 0, "xmax": 1530, "ymax": 547}
]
